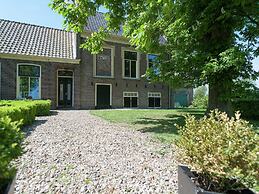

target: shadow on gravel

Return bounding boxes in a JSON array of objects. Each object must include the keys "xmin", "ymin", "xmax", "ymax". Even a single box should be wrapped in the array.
[
  {"xmin": 50, "ymin": 110, "xmax": 59, "ymax": 115},
  {"xmin": 22, "ymin": 119, "xmax": 48, "ymax": 137}
]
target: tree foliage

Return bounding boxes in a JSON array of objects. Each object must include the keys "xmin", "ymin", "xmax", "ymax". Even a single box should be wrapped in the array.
[
  {"xmin": 191, "ymin": 86, "xmax": 208, "ymax": 108},
  {"xmin": 50, "ymin": 0, "xmax": 259, "ymax": 113}
]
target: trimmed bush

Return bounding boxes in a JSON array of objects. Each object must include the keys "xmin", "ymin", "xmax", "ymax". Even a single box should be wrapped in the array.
[
  {"xmin": 0, "ymin": 100, "xmax": 51, "ymax": 126},
  {"xmin": 232, "ymin": 99, "xmax": 259, "ymax": 119},
  {"xmin": 176, "ymin": 110, "xmax": 258, "ymax": 192},
  {"xmin": 32, "ymin": 100, "xmax": 51, "ymax": 116},
  {"xmin": 0, "ymin": 116, "xmax": 24, "ymax": 192}
]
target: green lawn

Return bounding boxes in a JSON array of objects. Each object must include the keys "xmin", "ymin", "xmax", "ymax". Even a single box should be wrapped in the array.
[
  {"xmin": 91, "ymin": 108, "xmax": 259, "ymax": 143},
  {"xmin": 90, "ymin": 108, "xmax": 205, "ymax": 143}
]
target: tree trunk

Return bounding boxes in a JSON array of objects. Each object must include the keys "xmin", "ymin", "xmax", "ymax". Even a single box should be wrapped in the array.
[{"xmin": 207, "ymin": 81, "xmax": 233, "ymax": 117}]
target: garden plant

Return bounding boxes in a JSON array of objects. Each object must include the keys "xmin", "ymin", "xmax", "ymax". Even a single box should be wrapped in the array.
[
  {"xmin": 177, "ymin": 110, "xmax": 259, "ymax": 192},
  {"xmin": 0, "ymin": 100, "xmax": 51, "ymax": 193}
]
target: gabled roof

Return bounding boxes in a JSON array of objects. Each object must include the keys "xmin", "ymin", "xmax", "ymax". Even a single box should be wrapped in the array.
[
  {"xmin": 84, "ymin": 12, "xmax": 166, "ymax": 44},
  {"xmin": 0, "ymin": 19, "xmax": 77, "ymax": 61},
  {"xmin": 85, "ymin": 12, "xmax": 123, "ymax": 36}
]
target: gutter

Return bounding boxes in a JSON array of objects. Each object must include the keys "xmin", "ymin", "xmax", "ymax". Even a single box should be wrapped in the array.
[{"xmin": 0, "ymin": 53, "xmax": 81, "ymax": 64}]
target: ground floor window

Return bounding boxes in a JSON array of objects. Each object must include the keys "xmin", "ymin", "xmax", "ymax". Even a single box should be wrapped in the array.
[
  {"xmin": 148, "ymin": 92, "xmax": 161, "ymax": 108},
  {"xmin": 17, "ymin": 64, "xmax": 41, "ymax": 99},
  {"xmin": 123, "ymin": 92, "xmax": 138, "ymax": 108}
]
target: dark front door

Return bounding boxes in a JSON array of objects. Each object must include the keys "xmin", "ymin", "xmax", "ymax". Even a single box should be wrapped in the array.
[
  {"xmin": 96, "ymin": 85, "xmax": 111, "ymax": 109},
  {"xmin": 58, "ymin": 77, "xmax": 73, "ymax": 107}
]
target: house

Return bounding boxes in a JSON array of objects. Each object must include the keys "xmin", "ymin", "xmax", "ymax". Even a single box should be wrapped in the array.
[{"xmin": 0, "ymin": 13, "xmax": 192, "ymax": 109}]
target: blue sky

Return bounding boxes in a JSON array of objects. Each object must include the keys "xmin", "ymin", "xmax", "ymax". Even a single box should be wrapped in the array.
[{"xmin": 0, "ymin": 0, "xmax": 258, "ymax": 86}]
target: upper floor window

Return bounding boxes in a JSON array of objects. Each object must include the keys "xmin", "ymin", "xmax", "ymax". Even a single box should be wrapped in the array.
[
  {"xmin": 147, "ymin": 54, "xmax": 160, "ymax": 75},
  {"xmin": 17, "ymin": 64, "xmax": 41, "ymax": 99},
  {"xmin": 123, "ymin": 50, "xmax": 139, "ymax": 79},
  {"xmin": 94, "ymin": 47, "xmax": 114, "ymax": 77}
]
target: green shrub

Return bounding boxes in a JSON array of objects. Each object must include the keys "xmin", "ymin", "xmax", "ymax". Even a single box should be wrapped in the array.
[
  {"xmin": 32, "ymin": 100, "xmax": 51, "ymax": 116},
  {"xmin": 0, "ymin": 116, "xmax": 24, "ymax": 191},
  {"xmin": 190, "ymin": 86, "xmax": 208, "ymax": 109},
  {"xmin": 0, "ymin": 100, "xmax": 51, "ymax": 126},
  {"xmin": 176, "ymin": 110, "xmax": 258, "ymax": 192},
  {"xmin": 232, "ymin": 99, "xmax": 259, "ymax": 119},
  {"xmin": 0, "ymin": 102, "xmax": 36, "ymax": 126},
  {"xmin": 190, "ymin": 95, "xmax": 208, "ymax": 109}
]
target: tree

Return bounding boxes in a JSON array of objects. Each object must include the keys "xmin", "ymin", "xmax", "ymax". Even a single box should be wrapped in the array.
[
  {"xmin": 50, "ymin": 0, "xmax": 259, "ymax": 115},
  {"xmin": 192, "ymin": 86, "xmax": 208, "ymax": 109}
]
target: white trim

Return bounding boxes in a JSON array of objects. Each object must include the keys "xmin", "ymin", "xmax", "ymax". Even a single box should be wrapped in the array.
[
  {"xmin": 123, "ymin": 92, "xmax": 139, "ymax": 97},
  {"xmin": 93, "ymin": 46, "xmax": 115, "ymax": 78},
  {"xmin": 0, "ymin": 53, "xmax": 80, "ymax": 64},
  {"xmin": 148, "ymin": 92, "xmax": 161, "ymax": 98},
  {"xmin": 121, "ymin": 47, "xmax": 140, "ymax": 79},
  {"xmin": 95, "ymin": 83, "xmax": 112, "ymax": 107},
  {"xmin": 16, "ymin": 63, "xmax": 41, "ymax": 99},
  {"xmin": 56, "ymin": 69, "xmax": 74, "ymax": 108}
]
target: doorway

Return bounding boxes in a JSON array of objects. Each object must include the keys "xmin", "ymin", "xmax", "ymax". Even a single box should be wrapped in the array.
[
  {"xmin": 95, "ymin": 84, "xmax": 112, "ymax": 109},
  {"xmin": 57, "ymin": 70, "xmax": 73, "ymax": 108}
]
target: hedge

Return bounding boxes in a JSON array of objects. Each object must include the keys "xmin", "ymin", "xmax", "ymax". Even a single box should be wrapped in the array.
[
  {"xmin": 0, "ymin": 100, "xmax": 51, "ymax": 192},
  {"xmin": 0, "ymin": 116, "xmax": 24, "ymax": 192},
  {"xmin": 232, "ymin": 99, "xmax": 259, "ymax": 120},
  {"xmin": 0, "ymin": 100, "xmax": 51, "ymax": 126}
]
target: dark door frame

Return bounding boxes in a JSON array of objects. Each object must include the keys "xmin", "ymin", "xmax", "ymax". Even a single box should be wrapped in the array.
[
  {"xmin": 95, "ymin": 83, "xmax": 112, "ymax": 108},
  {"xmin": 57, "ymin": 70, "xmax": 74, "ymax": 108}
]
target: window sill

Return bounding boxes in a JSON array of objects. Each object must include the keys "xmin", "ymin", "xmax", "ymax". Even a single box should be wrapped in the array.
[
  {"xmin": 93, "ymin": 76, "xmax": 114, "ymax": 79},
  {"xmin": 123, "ymin": 77, "xmax": 141, "ymax": 80}
]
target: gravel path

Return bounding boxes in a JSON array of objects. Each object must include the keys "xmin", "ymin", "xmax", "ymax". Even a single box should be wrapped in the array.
[{"xmin": 15, "ymin": 110, "xmax": 178, "ymax": 194}]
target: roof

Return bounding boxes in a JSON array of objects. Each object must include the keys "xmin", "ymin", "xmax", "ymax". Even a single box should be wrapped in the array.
[
  {"xmin": 0, "ymin": 19, "xmax": 77, "ymax": 60},
  {"xmin": 85, "ymin": 12, "xmax": 166, "ymax": 44},
  {"xmin": 85, "ymin": 12, "xmax": 123, "ymax": 36}
]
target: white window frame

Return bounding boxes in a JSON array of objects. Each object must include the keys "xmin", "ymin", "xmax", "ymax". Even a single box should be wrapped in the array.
[
  {"xmin": 121, "ymin": 47, "xmax": 140, "ymax": 79},
  {"xmin": 123, "ymin": 91, "xmax": 139, "ymax": 108},
  {"xmin": 95, "ymin": 83, "xmax": 113, "ymax": 106},
  {"xmin": 16, "ymin": 63, "xmax": 41, "ymax": 99},
  {"xmin": 148, "ymin": 92, "xmax": 162, "ymax": 108},
  {"xmin": 93, "ymin": 46, "xmax": 115, "ymax": 78}
]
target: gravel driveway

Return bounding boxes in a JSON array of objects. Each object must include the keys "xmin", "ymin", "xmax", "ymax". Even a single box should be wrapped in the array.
[{"xmin": 15, "ymin": 110, "xmax": 178, "ymax": 194}]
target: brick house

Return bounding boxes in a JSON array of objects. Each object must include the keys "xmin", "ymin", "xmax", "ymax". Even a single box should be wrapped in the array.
[{"xmin": 0, "ymin": 14, "xmax": 192, "ymax": 109}]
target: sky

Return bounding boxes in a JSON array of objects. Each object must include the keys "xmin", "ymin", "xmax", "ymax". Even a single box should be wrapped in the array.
[{"xmin": 0, "ymin": 0, "xmax": 258, "ymax": 86}]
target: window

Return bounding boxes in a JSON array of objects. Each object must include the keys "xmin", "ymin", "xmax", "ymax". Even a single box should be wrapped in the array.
[
  {"xmin": 147, "ymin": 54, "xmax": 160, "ymax": 75},
  {"xmin": 17, "ymin": 64, "xmax": 41, "ymax": 99},
  {"xmin": 123, "ymin": 50, "xmax": 139, "ymax": 78},
  {"xmin": 148, "ymin": 92, "xmax": 161, "ymax": 108},
  {"xmin": 123, "ymin": 92, "xmax": 138, "ymax": 108},
  {"xmin": 94, "ymin": 47, "xmax": 114, "ymax": 77}
]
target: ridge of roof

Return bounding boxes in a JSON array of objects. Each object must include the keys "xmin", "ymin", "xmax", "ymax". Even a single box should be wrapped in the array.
[{"xmin": 0, "ymin": 18, "xmax": 69, "ymax": 33}]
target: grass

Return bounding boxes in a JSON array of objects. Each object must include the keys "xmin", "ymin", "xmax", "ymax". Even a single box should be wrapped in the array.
[
  {"xmin": 91, "ymin": 108, "xmax": 259, "ymax": 143},
  {"xmin": 90, "ymin": 108, "xmax": 205, "ymax": 143}
]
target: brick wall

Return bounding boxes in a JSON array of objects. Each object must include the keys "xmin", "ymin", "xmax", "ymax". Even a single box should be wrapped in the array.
[
  {"xmin": 79, "ymin": 41, "xmax": 170, "ymax": 109},
  {"xmin": 0, "ymin": 59, "xmax": 81, "ymax": 109},
  {"xmin": 0, "ymin": 41, "xmax": 170, "ymax": 109}
]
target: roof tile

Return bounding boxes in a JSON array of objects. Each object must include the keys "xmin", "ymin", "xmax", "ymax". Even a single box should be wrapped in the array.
[{"xmin": 0, "ymin": 19, "xmax": 77, "ymax": 60}]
